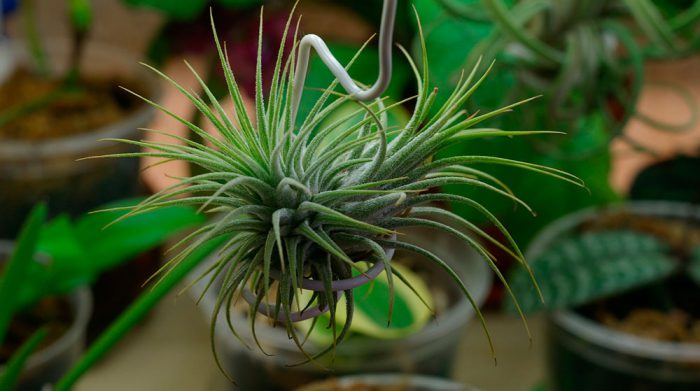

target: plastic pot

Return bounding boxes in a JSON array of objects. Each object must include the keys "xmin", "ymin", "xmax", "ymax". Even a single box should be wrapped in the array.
[
  {"xmin": 189, "ymin": 226, "xmax": 493, "ymax": 391},
  {"xmin": 0, "ymin": 40, "xmax": 158, "ymax": 238},
  {"xmin": 295, "ymin": 373, "xmax": 480, "ymax": 391},
  {"xmin": 0, "ymin": 241, "xmax": 93, "ymax": 391},
  {"xmin": 527, "ymin": 201, "xmax": 700, "ymax": 391}
]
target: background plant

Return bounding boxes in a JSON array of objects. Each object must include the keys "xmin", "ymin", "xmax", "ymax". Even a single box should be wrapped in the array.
[
  {"xmin": 507, "ymin": 217, "xmax": 700, "ymax": 314},
  {"xmin": 413, "ymin": 0, "xmax": 699, "ymax": 247},
  {"xmin": 0, "ymin": 200, "xmax": 202, "ymax": 387},
  {"xmin": 0, "ymin": 205, "xmax": 49, "ymax": 390}
]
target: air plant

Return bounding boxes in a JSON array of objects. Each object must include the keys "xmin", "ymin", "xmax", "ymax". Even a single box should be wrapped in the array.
[{"xmin": 96, "ymin": 2, "xmax": 581, "ymax": 368}]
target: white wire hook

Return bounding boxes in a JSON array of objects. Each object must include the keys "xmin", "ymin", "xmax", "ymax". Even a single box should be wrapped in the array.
[{"xmin": 290, "ymin": 0, "xmax": 397, "ymax": 123}]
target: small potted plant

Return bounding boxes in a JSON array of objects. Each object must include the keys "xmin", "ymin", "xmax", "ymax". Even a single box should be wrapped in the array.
[
  {"xmin": 51, "ymin": 1, "xmax": 579, "ymax": 388},
  {"xmin": 0, "ymin": 205, "xmax": 91, "ymax": 390},
  {"xmin": 0, "ymin": 198, "xmax": 202, "ymax": 390},
  {"xmin": 0, "ymin": 0, "xmax": 159, "ymax": 238},
  {"xmin": 508, "ymin": 201, "xmax": 700, "ymax": 390}
]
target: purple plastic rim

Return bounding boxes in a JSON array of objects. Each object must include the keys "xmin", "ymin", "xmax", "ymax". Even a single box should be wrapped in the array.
[
  {"xmin": 268, "ymin": 234, "xmax": 396, "ymax": 292},
  {"xmin": 242, "ymin": 289, "xmax": 344, "ymax": 322}
]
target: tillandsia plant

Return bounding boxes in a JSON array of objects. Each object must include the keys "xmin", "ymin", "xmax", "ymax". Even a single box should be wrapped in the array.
[{"xmin": 94, "ymin": 1, "xmax": 581, "ymax": 368}]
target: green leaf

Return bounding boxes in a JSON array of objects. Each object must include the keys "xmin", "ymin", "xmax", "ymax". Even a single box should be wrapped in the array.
[
  {"xmin": 689, "ymin": 244, "xmax": 700, "ymax": 286},
  {"xmin": 72, "ymin": 198, "xmax": 205, "ymax": 274},
  {"xmin": 297, "ymin": 261, "xmax": 434, "ymax": 342},
  {"xmin": 14, "ymin": 199, "xmax": 204, "ymax": 312},
  {"xmin": 0, "ymin": 204, "xmax": 47, "ymax": 347},
  {"xmin": 506, "ymin": 231, "xmax": 678, "ymax": 314},
  {"xmin": 0, "ymin": 328, "xmax": 48, "ymax": 390}
]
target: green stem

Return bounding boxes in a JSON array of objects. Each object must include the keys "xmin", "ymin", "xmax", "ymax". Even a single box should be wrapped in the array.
[
  {"xmin": 20, "ymin": 0, "xmax": 50, "ymax": 77},
  {"xmin": 53, "ymin": 236, "xmax": 225, "ymax": 391},
  {"xmin": 670, "ymin": 2, "xmax": 700, "ymax": 31},
  {"xmin": 436, "ymin": 0, "xmax": 490, "ymax": 22},
  {"xmin": 480, "ymin": 0, "xmax": 563, "ymax": 66}
]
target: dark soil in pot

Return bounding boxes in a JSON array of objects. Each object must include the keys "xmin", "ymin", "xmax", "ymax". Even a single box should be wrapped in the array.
[{"xmin": 0, "ymin": 70, "xmax": 142, "ymax": 140}]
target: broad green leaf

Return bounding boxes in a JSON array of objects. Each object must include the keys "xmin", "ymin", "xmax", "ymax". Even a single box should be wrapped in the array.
[
  {"xmin": 297, "ymin": 261, "xmax": 434, "ymax": 343},
  {"xmin": 10, "ymin": 199, "xmax": 204, "ymax": 313},
  {"xmin": 72, "ymin": 198, "xmax": 205, "ymax": 274},
  {"xmin": 506, "ymin": 231, "xmax": 678, "ymax": 313},
  {"xmin": 689, "ymin": 244, "xmax": 700, "ymax": 286},
  {"xmin": 444, "ymin": 111, "xmax": 619, "ymax": 246}
]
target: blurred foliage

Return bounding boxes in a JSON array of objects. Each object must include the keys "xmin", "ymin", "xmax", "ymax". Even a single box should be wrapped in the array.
[
  {"xmin": 124, "ymin": 0, "xmax": 262, "ymax": 20},
  {"xmin": 411, "ymin": 0, "xmax": 700, "ymax": 245},
  {"xmin": 2, "ymin": 199, "xmax": 203, "ymax": 315}
]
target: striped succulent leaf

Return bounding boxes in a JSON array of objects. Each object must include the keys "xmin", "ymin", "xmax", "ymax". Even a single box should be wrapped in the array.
[
  {"xmin": 507, "ymin": 230, "xmax": 678, "ymax": 313},
  {"xmin": 93, "ymin": 10, "xmax": 582, "ymax": 363}
]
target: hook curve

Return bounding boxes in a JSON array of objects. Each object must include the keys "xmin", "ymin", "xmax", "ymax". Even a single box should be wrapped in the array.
[{"xmin": 290, "ymin": 0, "xmax": 397, "ymax": 122}]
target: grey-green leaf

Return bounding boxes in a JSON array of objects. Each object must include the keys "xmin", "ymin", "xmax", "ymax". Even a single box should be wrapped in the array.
[{"xmin": 506, "ymin": 231, "xmax": 678, "ymax": 314}]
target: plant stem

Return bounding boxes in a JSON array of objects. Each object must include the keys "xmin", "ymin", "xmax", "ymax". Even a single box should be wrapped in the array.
[
  {"xmin": 480, "ymin": 0, "xmax": 563, "ymax": 66},
  {"xmin": 52, "ymin": 236, "xmax": 225, "ymax": 391},
  {"xmin": 65, "ymin": 0, "xmax": 92, "ymax": 88},
  {"xmin": 20, "ymin": 0, "xmax": 50, "ymax": 77}
]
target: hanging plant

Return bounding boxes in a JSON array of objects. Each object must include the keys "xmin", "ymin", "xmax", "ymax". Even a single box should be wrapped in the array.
[{"xmin": 90, "ymin": 2, "xmax": 582, "ymax": 370}]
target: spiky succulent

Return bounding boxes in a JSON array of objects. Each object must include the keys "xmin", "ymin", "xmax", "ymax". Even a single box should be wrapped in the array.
[{"xmin": 101, "ymin": 10, "xmax": 582, "ymax": 362}]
